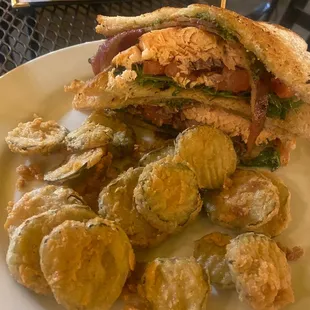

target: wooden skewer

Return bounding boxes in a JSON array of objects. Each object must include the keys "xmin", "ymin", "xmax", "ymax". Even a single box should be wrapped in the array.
[{"xmin": 221, "ymin": 0, "xmax": 226, "ymax": 8}]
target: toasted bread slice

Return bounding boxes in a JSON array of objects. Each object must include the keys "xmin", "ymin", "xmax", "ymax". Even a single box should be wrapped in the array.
[{"xmin": 95, "ymin": 4, "xmax": 310, "ymax": 103}]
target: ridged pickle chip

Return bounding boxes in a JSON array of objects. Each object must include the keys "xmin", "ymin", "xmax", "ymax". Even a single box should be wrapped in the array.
[
  {"xmin": 205, "ymin": 169, "xmax": 280, "ymax": 231},
  {"xmin": 175, "ymin": 125, "xmax": 237, "ymax": 189},
  {"xmin": 254, "ymin": 171, "xmax": 291, "ymax": 237},
  {"xmin": 6, "ymin": 205, "xmax": 96, "ymax": 295},
  {"xmin": 5, "ymin": 117, "xmax": 68, "ymax": 155},
  {"xmin": 40, "ymin": 218, "xmax": 134, "ymax": 310},
  {"xmin": 194, "ymin": 232, "xmax": 233, "ymax": 289},
  {"xmin": 226, "ymin": 233, "xmax": 294, "ymax": 310},
  {"xmin": 65, "ymin": 122, "xmax": 113, "ymax": 151},
  {"xmin": 44, "ymin": 148, "xmax": 105, "ymax": 183},
  {"xmin": 99, "ymin": 167, "xmax": 167, "ymax": 248},
  {"xmin": 134, "ymin": 157, "xmax": 202, "ymax": 233},
  {"xmin": 5, "ymin": 185, "xmax": 85, "ymax": 236},
  {"xmin": 139, "ymin": 257, "xmax": 210, "ymax": 310}
]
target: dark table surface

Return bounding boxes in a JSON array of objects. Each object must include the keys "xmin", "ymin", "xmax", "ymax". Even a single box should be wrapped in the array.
[{"xmin": 0, "ymin": 0, "xmax": 309, "ymax": 76}]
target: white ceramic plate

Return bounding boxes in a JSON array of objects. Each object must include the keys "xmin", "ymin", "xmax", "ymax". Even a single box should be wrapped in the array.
[{"xmin": 0, "ymin": 41, "xmax": 310, "ymax": 310}]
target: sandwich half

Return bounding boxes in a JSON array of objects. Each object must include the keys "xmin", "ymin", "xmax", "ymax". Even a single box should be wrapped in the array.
[{"xmin": 65, "ymin": 4, "xmax": 310, "ymax": 168}]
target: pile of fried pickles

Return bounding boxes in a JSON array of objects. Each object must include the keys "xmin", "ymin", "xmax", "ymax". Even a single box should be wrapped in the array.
[{"xmin": 4, "ymin": 111, "xmax": 299, "ymax": 310}]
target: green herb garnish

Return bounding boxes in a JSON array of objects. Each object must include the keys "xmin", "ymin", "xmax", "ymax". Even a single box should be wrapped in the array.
[
  {"xmin": 240, "ymin": 147, "xmax": 281, "ymax": 171},
  {"xmin": 113, "ymin": 66, "xmax": 126, "ymax": 76},
  {"xmin": 194, "ymin": 12, "xmax": 236, "ymax": 41},
  {"xmin": 267, "ymin": 94, "xmax": 303, "ymax": 120},
  {"xmin": 133, "ymin": 64, "xmax": 249, "ymax": 100},
  {"xmin": 199, "ymin": 86, "xmax": 250, "ymax": 99},
  {"xmin": 161, "ymin": 98, "xmax": 194, "ymax": 109}
]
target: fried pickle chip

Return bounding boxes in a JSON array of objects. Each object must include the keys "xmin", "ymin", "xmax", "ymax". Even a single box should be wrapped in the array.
[
  {"xmin": 194, "ymin": 232, "xmax": 233, "ymax": 289},
  {"xmin": 6, "ymin": 205, "xmax": 96, "ymax": 295},
  {"xmin": 87, "ymin": 111, "xmax": 135, "ymax": 156},
  {"xmin": 4, "ymin": 185, "xmax": 85, "ymax": 236},
  {"xmin": 254, "ymin": 171, "xmax": 291, "ymax": 237},
  {"xmin": 44, "ymin": 148, "xmax": 105, "ymax": 183},
  {"xmin": 226, "ymin": 233, "xmax": 294, "ymax": 310},
  {"xmin": 65, "ymin": 122, "xmax": 113, "ymax": 151},
  {"xmin": 139, "ymin": 257, "xmax": 210, "ymax": 310},
  {"xmin": 205, "ymin": 169, "xmax": 280, "ymax": 231},
  {"xmin": 5, "ymin": 117, "xmax": 68, "ymax": 155},
  {"xmin": 99, "ymin": 167, "xmax": 167, "ymax": 248},
  {"xmin": 134, "ymin": 158, "xmax": 202, "ymax": 233},
  {"xmin": 40, "ymin": 218, "xmax": 135, "ymax": 310},
  {"xmin": 139, "ymin": 141, "xmax": 175, "ymax": 166},
  {"xmin": 175, "ymin": 125, "xmax": 237, "ymax": 189}
]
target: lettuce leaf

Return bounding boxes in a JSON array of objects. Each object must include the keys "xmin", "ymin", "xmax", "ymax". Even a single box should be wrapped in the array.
[
  {"xmin": 240, "ymin": 147, "xmax": 281, "ymax": 171},
  {"xmin": 267, "ymin": 94, "xmax": 303, "ymax": 120}
]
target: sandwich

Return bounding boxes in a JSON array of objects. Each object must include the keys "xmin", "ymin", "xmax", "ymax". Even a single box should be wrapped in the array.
[{"xmin": 65, "ymin": 4, "xmax": 310, "ymax": 167}]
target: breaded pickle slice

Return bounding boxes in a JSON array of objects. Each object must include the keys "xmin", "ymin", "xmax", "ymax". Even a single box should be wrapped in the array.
[
  {"xmin": 134, "ymin": 158, "xmax": 202, "ymax": 233},
  {"xmin": 5, "ymin": 117, "xmax": 68, "ymax": 155},
  {"xmin": 44, "ymin": 148, "xmax": 105, "ymax": 183},
  {"xmin": 6, "ymin": 205, "xmax": 96, "ymax": 295},
  {"xmin": 194, "ymin": 232, "xmax": 233, "ymax": 289},
  {"xmin": 139, "ymin": 141, "xmax": 175, "ymax": 166},
  {"xmin": 40, "ymin": 218, "xmax": 134, "ymax": 310},
  {"xmin": 205, "ymin": 169, "xmax": 280, "ymax": 231},
  {"xmin": 140, "ymin": 257, "xmax": 210, "ymax": 310},
  {"xmin": 226, "ymin": 233, "xmax": 294, "ymax": 310},
  {"xmin": 5, "ymin": 185, "xmax": 85, "ymax": 236},
  {"xmin": 254, "ymin": 171, "xmax": 291, "ymax": 237},
  {"xmin": 65, "ymin": 122, "xmax": 113, "ymax": 151},
  {"xmin": 98, "ymin": 167, "xmax": 167, "ymax": 248},
  {"xmin": 175, "ymin": 125, "xmax": 237, "ymax": 189},
  {"xmin": 87, "ymin": 111, "xmax": 135, "ymax": 155}
]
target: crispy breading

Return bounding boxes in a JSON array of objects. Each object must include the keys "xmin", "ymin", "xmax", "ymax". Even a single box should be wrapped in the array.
[
  {"xmin": 254, "ymin": 171, "xmax": 291, "ymax": 237},
  {"xmin": 205, "ymin": 169, "xmax": 280, "ymax": 231},
  {"xmin": 44, "ymin": 148, "xmax": 106, "ymax": 183},
  {"xmin": 175, "ymin": 125, "xmax": 237, "ymax": 189},
  {"xmin": 5, "ymin": 117, "xmax": 68, "ymax": 155},
  {"xmin": 226, "ymin": 233, "xmax": 294, "ymax": 310},
  {"xmin": 40, "ymin": 218, "xmax": 134, "ymax": 310},
  {"xmin": 194, "ymin": 232, "xmax": 233, "ymax": 289},
  {"xmin": 15, "ymin": 164, "xmax": 43, "ymax": 190},
  {"xmin": 139, "ymin": 257, "xmax": 210, "ymax": 310},
  {"xmin": 134, "ymin": 157, "xmax": 202, "ymax": 233},
  {"xmin": 6, "ymin": 205, "xmax": 96, "ymax": 295},
  {"xmin": 4, "ymin": 185, "xmax": 85, "ymax": 236},
  {"xmin": 65, "ymin": 122, "xmax": 113, "ymax": 151},
  {"xmin": 99, "ymin": 167, "xmax": 167, "ymax": 247}
]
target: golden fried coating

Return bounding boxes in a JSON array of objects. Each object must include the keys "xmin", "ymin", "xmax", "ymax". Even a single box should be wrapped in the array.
[
  {"xmin": 226, "ymin": 233, "xmax": 294, "ymax": 310},
  {"xmin": 40, "ymin": 218, "xmax": 135, "ymax": 310},
  {"xmin": 175, "ymin": 125, "xmax": 237, "ymax": 189},
  {"xmin": 99, "ymin": 167, "xmax": 167, "ymax": 248},
  {"xmin": 139, "ymin": 141, "xmax": 175, "ymax": 166},
  {"xmin": 5, "ymin": 117, "xmax": 68, "ymax": 155},
  {"xmin": 44, "ymin": 148, "xmax": 106, "ymax": 183},
  {"xmin": 6, "ymin": 205, "xmax": 96, "ymax": 295},
  {"xmin": 254, "ymin": 171, "xmax": 291, "ymax": 237},
  {"xmin": 65, "ymin": 122, "xmax": 113, "ymax": 151},
  {"xmin": 139, "ymin": 257, "xmax": 210, "ymax": 310},
  {"xmin": 205, "ymin": 169, "xmax": 280, "ymax": 231},
  {"xmin": 194, "ymin": 232, "xmax": 233, "ymax": 289},
  {"xmin": 4, "ymin": 185, "xmax": 85, "ymax": 236},
  {"xmin": 134, "ymin": 158, "xmax": 202, "ymax": 233},
  {"xmin": 87, "ymin": 111, "xmax": 135, "ymax": 156},
  {"xmin": 71, "ymin": 152, "xmax": 113, "ymax": 212}
]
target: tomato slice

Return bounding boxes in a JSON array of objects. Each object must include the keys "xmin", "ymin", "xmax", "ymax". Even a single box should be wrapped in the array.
[{"xmin": 271, "ymin": 78, "xmax": 294, "ymax": 99}]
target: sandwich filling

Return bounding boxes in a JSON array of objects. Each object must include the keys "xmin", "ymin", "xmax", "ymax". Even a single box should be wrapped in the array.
[{"xmin": 89, "ymin": 26, "xmax": 301, "ymax": 153}]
